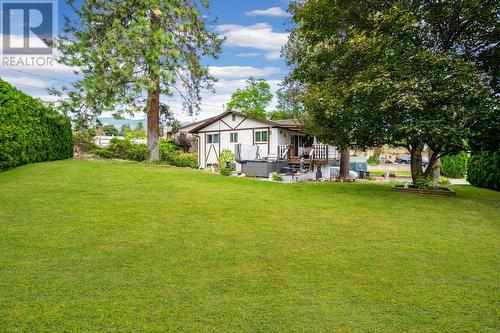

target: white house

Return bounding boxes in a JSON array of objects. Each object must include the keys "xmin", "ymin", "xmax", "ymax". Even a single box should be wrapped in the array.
[{"xmin": 189, "ymin": 110, "xmax": 339, "ymax": 176}]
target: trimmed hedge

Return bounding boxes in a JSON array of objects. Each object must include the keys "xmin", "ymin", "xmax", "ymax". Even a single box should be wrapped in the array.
[
  {"xmin": 0, "ymin": 79, "xmax": 73, "ymax": 171},
  {"xmin": 441, "ymin": 152, "xmax": 468, "ymax": 178},
  {"xmin": 467, "ymin": 151, "xmax": 499, "ymax": 191}
]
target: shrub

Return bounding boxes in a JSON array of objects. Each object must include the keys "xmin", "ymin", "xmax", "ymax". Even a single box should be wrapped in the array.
[
  {"xmin": 0, "ymin": 79, "xmax": 73, "ymax": 171},
  {"xmin": 108, "ymin": 137, "xmax": 132, "ymax": 159},
  {"xmin": 159, "ymin": 139, "xmax": 197, "ymax": 168},
  {"xmin": 220, "ymin": 167, "xmax": 232, "ymax": 176},
  {"xmin": 218, "ymin": 149, "xmax": 235, "ymax": 176},
  {"xmin": 91, "ymin": 147, "xmax": 114, "ymax": 159},
  {"xmin": 102, "ymin": 124, "xmax": 119, "ymax": 136},
  {"xmin": 126, "ymin": 144, "xmax": 149, "ymax": 161},
  {"xmin": 159, "ymin": 139, "xmax": 180, "ymax": 164},
  {"xmin": 272, "ymin": 172, "xmax": 283, "ymax": 181},
  {"xmin": 174, "ymin": 152, "xmax": 198, "ymax": 168},
  {"xmin": 414, "ymin": 175, "xmax": 432, "ymax": 189},
  {"xmin": 101, "ymin": 138, "xmax": 149, "ymax": 161},
  {"xmin": 367, "ymin": 153, "xmax": 380, "ymax": 166},
  {"xmin": 73, "ymin": 130, "xmax": 97, "ymax": 153},
  {"xmin": 467, "ymin": 151, "xmax": 499, "ymax": 191},
  {"xmin": 441, "ymin": 152, "xmax": 468, "ymax": 178}
]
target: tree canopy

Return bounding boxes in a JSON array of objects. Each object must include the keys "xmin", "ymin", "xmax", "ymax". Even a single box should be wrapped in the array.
[
  {"xmin": 227, "ymin": 77, "xmax": 273, "ymax": 119},
  {"xmin": 53, "ymin": 0, "xmax": 222, "ymax": 159},
  {"xmin": 268, "ymin": 86, "xmax": 302, "ymax": 120},
  {"xmin": 285, "ymin": 0, "xmax": 498, "ymax": 183}
]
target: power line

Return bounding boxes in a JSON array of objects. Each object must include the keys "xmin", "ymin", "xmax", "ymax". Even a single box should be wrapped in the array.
[
  {"xmin": 1, "ymin": 68, "xmax": 76, "ymax": 84},
  {"xmin": 7, "ymin": 82, "xmax": 51, "ymax": 93}
]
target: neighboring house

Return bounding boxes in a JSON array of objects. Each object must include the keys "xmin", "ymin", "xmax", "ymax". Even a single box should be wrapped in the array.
[{"xmin": 189, "ymin": 110, "xmax": 339, "ymax": 175}]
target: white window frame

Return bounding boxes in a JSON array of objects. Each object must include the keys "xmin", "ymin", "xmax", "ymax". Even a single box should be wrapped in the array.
[
  {"xmin": 255, "ymin": 130, "xmax": 268, "ymax": 143},
  {"xmin": 230, "ymin": 132, "xmax": 238, "ymax": 143},
  {"xmin": 207, "ymin": 133, "xmax": 219, "ymax": 144}
]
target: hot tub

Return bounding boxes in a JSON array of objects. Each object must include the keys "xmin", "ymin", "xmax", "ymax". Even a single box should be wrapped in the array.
[{"xmin": 240, "ymin": 160, "xmax": 289, "ymax": 178}]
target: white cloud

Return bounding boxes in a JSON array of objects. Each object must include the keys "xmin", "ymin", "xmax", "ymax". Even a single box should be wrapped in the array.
[
  {"xmin": 161, "ymin": 78, "xmax": 282, "ymax": 122},
  {"xmin": 246, "ymin": 7, "xmax": 290, "ymax": 17},
  {"xmin": 209, "ymin": 66, "xmax": 281, "ymax": 79},
  {"xmin": 1, "ymin": 75, "xmax": 52, "ymax": 89},
  {"xmin": 237, "ymin": 52, "xmax": 260, "ymax": 58},
  {"xmin": 215, "ymin": 23, "xmax": 288, "ymax": 60},
  {"xmin": 32, "ymin": 94, "xmax": 60, "ymax": 103},
  {"xmin": 264, "ymin": 50, "xmax": 282, "ymax": 60}
]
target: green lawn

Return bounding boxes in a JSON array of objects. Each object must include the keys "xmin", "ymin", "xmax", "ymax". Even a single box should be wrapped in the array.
[
  {"xmin": 369, "ymin": 170, "xmax": 412, "ymax": 177},
  {"xmin": 1, "ymin": 159, "xmax": 499, "ymax": 332}
]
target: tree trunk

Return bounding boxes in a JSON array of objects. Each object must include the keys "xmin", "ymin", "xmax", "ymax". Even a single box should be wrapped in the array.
[
  {"xmin": 147, "ymin": 88, "xmax": 160, "ymax": 160},
  {"xmin": 427, "ymin": 149, "xmax": 440, "ymax": 184},
  {"xmin": 410, "ymin": 144, "xmax": 424, "ymax": 184},
  {"xmin": 147, "ymin": 8, "xmax": 160, "ymax": 161},
  {"xmin": 339, "ymin": 147, "xmax": 350, "ymax": 181}
]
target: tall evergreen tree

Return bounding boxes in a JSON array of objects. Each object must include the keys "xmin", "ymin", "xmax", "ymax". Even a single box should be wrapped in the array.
[{"xmin": 53, "ymin": 0, "xmax": 222, "ymax": 160}]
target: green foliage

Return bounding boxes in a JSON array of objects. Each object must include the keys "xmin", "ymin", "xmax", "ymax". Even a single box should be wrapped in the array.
[
  {"xmin": 73, "ymin": 130, "xmax": 97, "ymax": 153},
  {"xmin": 0, "ymin": 79, "xmax": 73, "ymax": 171},
  {"xmin": 467, "ymin": 151, "xmax": 500, "ymax": 191},
  {"xmin": 268, "ymin": 86, "xmax": 302, "ymax": 120},
  {"xmin": 160, "ymin": 103, "xmax": 181, "ymax": 132},
  {"xmin": 120, "ymin": 124, "xmax": 132, "ymax": 136},
  {"xmin": 272, "ymin": 172, "xmax": 283, "ymax": 181},
  {"xmin": 367, "ymin": 153, "xmax": 380, "ymax": 166},
  {"xmin": 285, "ymin": 0, "xmax": 496, "ymax": 183},
  {"xmin": 218, "ymin": 148, "xmax": 235, "ymax": 176},
  {"xmin": 108, "ymin": 138, "xmax": 132, "ymax": 159},
  {"xmin": 159, "ymin": 139, "xmax": 197, "ymax": 168},
  {"xmin": 102, "ymin": 124, "xmax": 119, "ymax": 136},
  {"xmin": 173, "ymin": 152, "xmax": 198, "ymax": 168},
  {"xmin": 52, "ymin": 0, "xmax": 222, "ymax": 124},
  {"xmin": 227, "ymin": 77, "xmax": 273, "ymax": 119},
  {"xmin": 439, "ymin": 177, "xmax": 450, "ymax": 186},
  {"xmin": 125, "ymin": 127, "xmax": 147, "ymax": 140},
  {"xmin": 126, "ymin": 144, "xmax": 149, "ymax": 162},
  {"xmin": 414, "ymin": 176, "xmax": 432, "ymax": 189},
  {"xmin": 91, "ymin": 138, "xmax": 149, "ymax": 162},
  {"xmin": 441, "ymin": 152, "xmax": 468, "ymax": 179},
  {"xmin": 91, "ymin": 147, "xmax": 114, "ymax": 159},
  {"xmin": 268, "ymin": 110, "xmax": 292, "ymax": 121},
  {"xmin": 159, "ymin": 139, "xmax": 180, "ymax": 163}
]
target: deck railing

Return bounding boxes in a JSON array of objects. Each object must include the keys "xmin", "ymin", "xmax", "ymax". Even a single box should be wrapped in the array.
[
  {"xmin": 311, "ymin": 144, "xmax": 329, "ymax": 160},
  {"xmin": 279, "ymin": 143, "xmax": 338, "ymax": 162},
  {"xmin": 278, "ymin": 145, "xmax": 291, "ymax": 160}
]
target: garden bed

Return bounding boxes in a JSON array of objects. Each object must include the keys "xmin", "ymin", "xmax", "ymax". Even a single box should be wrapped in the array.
[{"xmin": 392, "ymin": 184, "xmax": 456, "ymax": 196}]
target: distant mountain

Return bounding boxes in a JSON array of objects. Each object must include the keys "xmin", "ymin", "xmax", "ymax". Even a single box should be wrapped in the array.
[{"xmin": 98, "ymin": 117, "xmax": 146, "ymax": 129}]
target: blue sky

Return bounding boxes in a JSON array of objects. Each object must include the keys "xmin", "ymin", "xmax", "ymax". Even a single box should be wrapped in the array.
[{"xmin": 1, "ymin": 0, "xmax": 292, "ymax": 122}]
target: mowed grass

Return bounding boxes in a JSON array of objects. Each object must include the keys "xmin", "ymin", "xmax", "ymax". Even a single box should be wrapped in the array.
[{"xmin": 0, "ymin": 159, "xmax": 499, "ymax": 332}]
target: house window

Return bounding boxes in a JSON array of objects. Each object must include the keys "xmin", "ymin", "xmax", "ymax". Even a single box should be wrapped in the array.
[
  {"xmin": 255, "ymin": 130, "xmax": 268, "ymax": 143},
  {"xmin": 207, "ymin": 133, "xmax": 219, "ymax": 144},
  {"xmin": 230, "ymin": 132, "xmax": 238, "ymax": 143},
  {"xmin": 232, "ymin": 114, "xmax": 236, "ymax": 121}
]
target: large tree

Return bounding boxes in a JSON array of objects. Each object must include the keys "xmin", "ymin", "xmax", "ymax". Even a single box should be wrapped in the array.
[
  {"xmin": 227, "ymin": 77, "xmax": 273, "ymax": 119},
  {"xmin": 284, "ymin": 1, "xmax": 382, "ymax": 180},
  {"xmin": 268, "ymin": 86, "xmax": 303, "ymax": 120},
  {"xmin": 53, "ymin": 0, "xmax": 222, "ymax": 160},
  {"xmin": 285, "ymin": 0, "xmax": 497, "ymax": 184}
]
